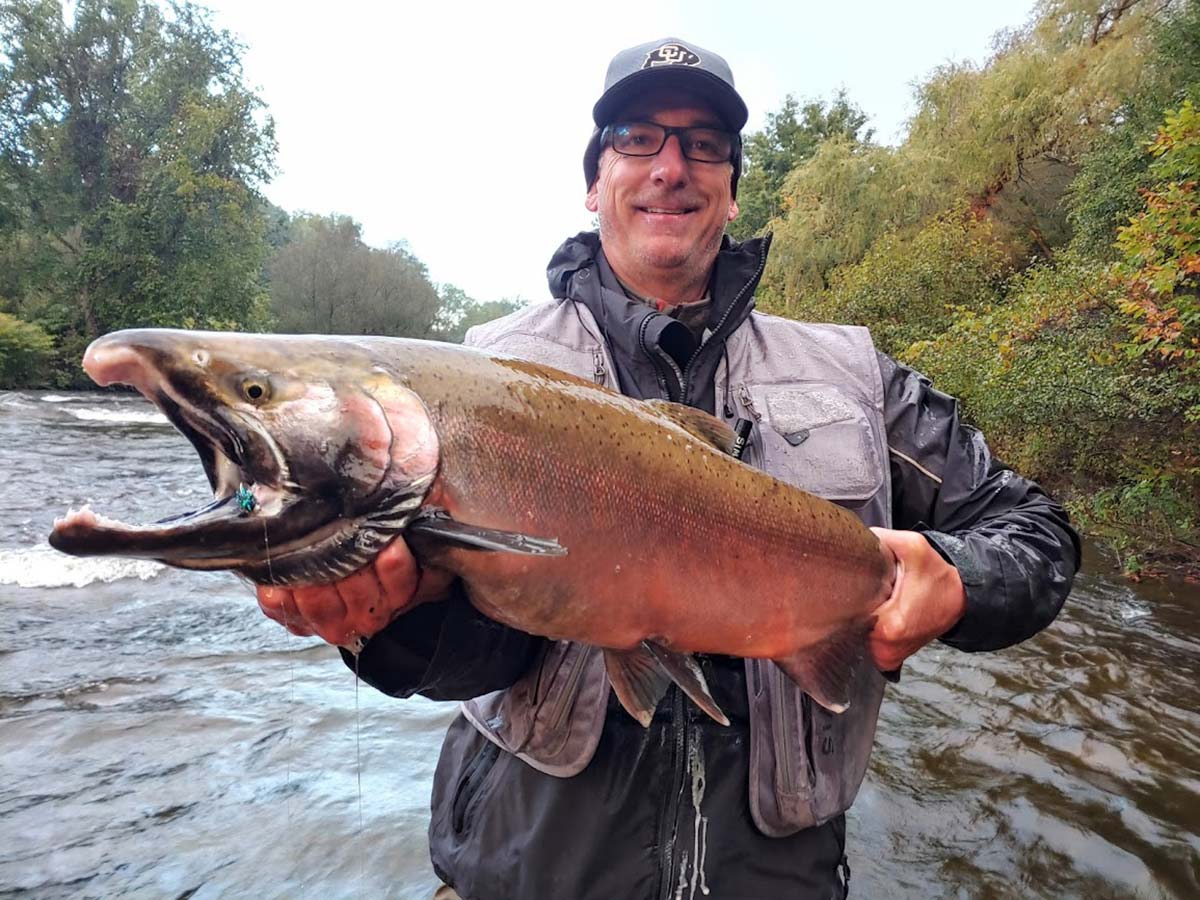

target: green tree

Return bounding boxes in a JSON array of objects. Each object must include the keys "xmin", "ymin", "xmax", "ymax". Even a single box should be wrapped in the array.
[
  {"xmin": 730, "ymin": 92, "xmax": 872, "ymax": 241},
  {"xmin": 1066, "ymin": 0, "xmax": 1200, "ymax": 257},
  {"xmin": 431, "ymin": 284, "xmax": 524, "ymax": 343},
  {"xmin": 0, "ymin": 0, "xmax": 276, "ymax": 381},
  {"xmin": 775, "ymin": 208, "xmax": 1011, "ymax": 356},
  {"xmin": 0, "ymin": 310, "xmax": 53, "ymax": 387},
  {"xmin": 761, "ymin": 0, "xmax": 1159, "ymax": 305},
  {"xmin": 267, "ymin": 213, "xmax": 442, "ymax": 337},
  {"xmin": 758, "ymin": 139, "xmax": 934, "ymax": 301}
]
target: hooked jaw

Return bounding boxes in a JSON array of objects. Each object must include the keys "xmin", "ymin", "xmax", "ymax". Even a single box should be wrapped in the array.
[
  {"xmin": 83, "ymin": 335, "xmax": 159, "ymax": 394},
  {"xmin": 52, "ymin": 331, "xmax": 296, "ymax": 566}
]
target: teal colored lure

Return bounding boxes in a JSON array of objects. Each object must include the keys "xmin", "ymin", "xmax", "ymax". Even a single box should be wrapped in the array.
[{"xmin": 235, "ymin": 484, "xmax": 256, "ymax": 514}]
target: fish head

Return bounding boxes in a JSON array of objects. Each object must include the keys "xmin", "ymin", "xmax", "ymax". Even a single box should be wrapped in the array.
[{"xmin": 49, "ymin": 329, "xmax": 439, "ymax": 584}]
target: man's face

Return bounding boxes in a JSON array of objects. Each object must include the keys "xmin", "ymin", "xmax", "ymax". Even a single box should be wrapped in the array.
[{"xmin": 586, "ymin": 88, "xmax": 738, "ymax": 290}]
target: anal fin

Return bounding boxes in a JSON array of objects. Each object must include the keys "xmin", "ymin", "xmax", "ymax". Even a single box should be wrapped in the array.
[
  {"xmin": 772, "ymin": 617, "xmax": 877, "ymax": 714},
  {"xmin": 644, "ymin": 641, "xmax": 730, "ymax": 726},
  {"xmin": 604, "ymin": 642, "xmax": 729, "ymax": 728},
  {"xmin": 605, "ymin": 647, "xmax": 670, "ymax": 728}
]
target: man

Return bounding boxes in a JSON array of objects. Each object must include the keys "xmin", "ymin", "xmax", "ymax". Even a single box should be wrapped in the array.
[{"xmin": 258, "ymin": 38, "xmax": 1079, "ymax": 899}]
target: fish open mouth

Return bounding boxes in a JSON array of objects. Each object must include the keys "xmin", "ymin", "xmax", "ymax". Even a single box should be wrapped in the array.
[
  {"xmin": 48, "ymin": 382, "xmax": 315, "ymax": 569},
  {"xmin": 47, "ymin": 337, "xmax": 358, "ymax": 583},
  {"xmin": 48, "ymin": 330, "xmax": 439, "ymax": 585}
]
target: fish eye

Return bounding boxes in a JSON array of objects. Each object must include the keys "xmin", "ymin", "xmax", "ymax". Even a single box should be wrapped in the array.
[{"xmin": 239, "ymin": 376, "xmax": 271, "ymax": 404}]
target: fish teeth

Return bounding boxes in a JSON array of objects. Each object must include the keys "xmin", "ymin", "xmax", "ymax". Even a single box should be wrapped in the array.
[{"xmin": 54, "ymin": 504, "xmax": 129, "ymax": 531}]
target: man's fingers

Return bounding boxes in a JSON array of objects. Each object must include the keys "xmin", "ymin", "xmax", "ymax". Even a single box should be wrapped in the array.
[
  {"xmin": 258, "ymin": 585, "xmax": 314, "ymax": 636},
  {"xmin": 374, "ymin": 538, "xmax": 421, "ymax": 601},
  {"xmin": 257, "ymin": 584, "xmax": 287, "ymax": 624},
  {"xmin": 254, "ymin": 538, "xmax": 449, "ymax": 646},
  {"xmin": 336, "ymin": 563, "xmax": 393, "ymax": 641},
  {"xmin": 292, "ymin": 583, "xmax": 349, "ymax": 644}
]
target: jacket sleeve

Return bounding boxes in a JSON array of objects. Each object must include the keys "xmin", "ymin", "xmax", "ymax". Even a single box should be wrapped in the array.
[
  {"xmin": 878, "ymin": 352, "xmax": 1081, "ymax": 652},
  {"xmin": 339, "ymin": 580, "xmax": 546, "ymax": 701}
]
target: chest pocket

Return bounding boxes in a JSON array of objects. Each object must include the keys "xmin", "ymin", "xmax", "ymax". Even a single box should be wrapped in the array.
[{"xmin": 741, "ymin": 382, "xmax": 884, "ymax": 502}]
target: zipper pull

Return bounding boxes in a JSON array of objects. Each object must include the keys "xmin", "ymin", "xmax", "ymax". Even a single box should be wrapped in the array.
[
  {"xmin": 737, "ymin": 385, "xmax": 762, "ymax": 422},
  {"xmin": 592, "ymin": 350, "xmax": 605, "ymax": 384}
]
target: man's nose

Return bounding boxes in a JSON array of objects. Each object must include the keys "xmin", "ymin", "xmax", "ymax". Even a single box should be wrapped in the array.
[{"xmin": 649, "ymin": 133, "xmax": 689, "ymax": 186}]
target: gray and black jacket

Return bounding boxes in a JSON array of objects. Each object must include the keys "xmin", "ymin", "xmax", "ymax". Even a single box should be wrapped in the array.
[{"xmin": 344, "ymin": 232, "xmax": 1080, "ymax": 900}]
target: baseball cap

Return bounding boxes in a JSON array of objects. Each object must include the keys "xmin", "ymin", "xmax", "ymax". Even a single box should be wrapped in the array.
[
  {"xmin": 593, "ymin": 38, "xmax": 748, "ymax": 132},
  {"xmin": 584, "ymin": 38, "xmax": 746, "ymax": 192}
]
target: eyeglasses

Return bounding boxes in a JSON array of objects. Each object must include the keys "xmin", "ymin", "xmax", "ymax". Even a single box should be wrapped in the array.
[{"xmin": 602, "ymin": 121, "xmax": 737, "ymax": 164}]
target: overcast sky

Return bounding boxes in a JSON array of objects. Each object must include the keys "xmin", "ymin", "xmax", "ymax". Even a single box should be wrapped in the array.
[{"xmin": 201, "ymin": 0, "xmax": 1036, "ymax": 304}]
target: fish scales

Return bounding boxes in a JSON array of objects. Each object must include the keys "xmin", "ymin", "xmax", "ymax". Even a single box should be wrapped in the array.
[{"xmin": 416, "ymin": 354, "xmax": 886, "ymax": 658}]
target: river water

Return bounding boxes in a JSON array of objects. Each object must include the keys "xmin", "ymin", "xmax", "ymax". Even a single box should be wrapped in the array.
[{"xmin": 0, "ymin": 390, "xmax": 1196, "ymax": 899}]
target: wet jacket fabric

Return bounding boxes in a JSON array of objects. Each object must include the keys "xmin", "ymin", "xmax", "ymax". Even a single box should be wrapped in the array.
[{"xmin": 344, "ymin": 232, "xmax": 1080, "ymax": 900}]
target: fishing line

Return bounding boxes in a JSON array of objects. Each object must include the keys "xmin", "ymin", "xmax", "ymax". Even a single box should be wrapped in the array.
[
  {"xmin": 354, "ymin": 647, "xmax": 365, "ymax": 895},
  {"xmin": 262, "ymin": 515, "xmax": 298, "ymax": 850}
]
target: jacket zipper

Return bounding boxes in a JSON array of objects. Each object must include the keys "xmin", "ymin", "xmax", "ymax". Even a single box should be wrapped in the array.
[
  {"xmin": 680, "ymin": 237, "xmax": 770, "ymax": 404},
  {"xmin": 657, "ymin": 687, "xmax": 689, "ymax": 900},
  {"xmin": 654, "ymin": 345, "xmax": 686, "ymax": 401},
  {"xmin": 654, "ymin": 242, "xmax": 768, "ymax": 899},
  {"xmin": 547, "ymin": 646, "xmax": 591, "ymax": 734},
  {"xmin": 639, "ymin": 313, "xmax": 686, "ymax": 401},
  {"xmin": 592, "ymin": 349, "xmax": 606, "ymax": 384},
  {"xmin": 801, "ymin": 693, "xmax": 818, "ymax": 788},
  {"xmin": 452, "ymin": 740, "xmax": 500, "ymax": 833},
  {"xmin": 772, "ymin": 665, "xmax": 796, "ymax": 794}
]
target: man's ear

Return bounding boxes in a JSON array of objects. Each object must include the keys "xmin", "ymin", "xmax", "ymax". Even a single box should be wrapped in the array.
[
  {"xmin": 586, "ymin": 182, "xmax": 599, "ymax": 213},
  {"xmin": 727, "ymin": 198, "xmax": 739, "ymax": 222}
]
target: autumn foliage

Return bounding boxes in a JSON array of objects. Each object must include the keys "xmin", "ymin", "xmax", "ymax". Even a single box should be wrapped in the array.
[{"xmin": 750, "ymin": 0, "xmax": 1200, "ymax": 571}]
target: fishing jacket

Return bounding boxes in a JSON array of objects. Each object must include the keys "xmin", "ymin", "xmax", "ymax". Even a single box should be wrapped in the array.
[{"xmin": 346, "ymin": 232, "xmax": 1079, "ymax": 900}]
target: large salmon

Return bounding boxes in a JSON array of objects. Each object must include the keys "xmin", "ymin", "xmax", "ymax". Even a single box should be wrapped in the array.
[{"xmin": 50, "ymin": 329, "xmax": 896, "ymax": 726}]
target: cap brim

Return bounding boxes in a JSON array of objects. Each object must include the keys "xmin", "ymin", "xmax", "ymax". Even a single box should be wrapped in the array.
[{"xmin": 592, "ymin": 67, "xmax": 748, "ymax": 132}]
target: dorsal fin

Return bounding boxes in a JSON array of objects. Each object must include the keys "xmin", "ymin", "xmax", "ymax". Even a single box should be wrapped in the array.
[{"xmin": 642, "ymin": 399, "xmax": 736, "ymax": 455}]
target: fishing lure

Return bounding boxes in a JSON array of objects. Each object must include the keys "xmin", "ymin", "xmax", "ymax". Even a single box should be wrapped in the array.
[{"xmin": 235, "ymin": 484, "xmax": 257, "ymax": 515}]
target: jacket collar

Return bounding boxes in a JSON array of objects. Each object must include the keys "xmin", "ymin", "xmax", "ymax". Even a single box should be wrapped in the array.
[{"xmin": 545, "ymin": 230, "xmax": 771, "ymax": 351}]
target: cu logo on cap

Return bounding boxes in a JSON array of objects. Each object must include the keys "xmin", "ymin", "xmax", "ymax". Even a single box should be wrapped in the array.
[{"xmin": 642, "ymin": 43, "xmax": 701, "ymax": 68}]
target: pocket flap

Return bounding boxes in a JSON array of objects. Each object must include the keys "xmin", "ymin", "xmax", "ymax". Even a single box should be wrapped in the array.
[{"xmin": 747, "ymin": 383, "xmax": 884, "ymax": 502}]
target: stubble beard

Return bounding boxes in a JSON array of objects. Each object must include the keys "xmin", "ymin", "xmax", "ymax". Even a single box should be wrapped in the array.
[{"xmin": 598, "ymin": 209, "xmax": 724, "ymax": 295}]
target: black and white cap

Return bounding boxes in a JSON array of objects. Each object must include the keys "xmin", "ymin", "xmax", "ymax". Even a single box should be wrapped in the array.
[{"xmin": 592, "ymin": 37, "xmax": 748, "ymax": 131}]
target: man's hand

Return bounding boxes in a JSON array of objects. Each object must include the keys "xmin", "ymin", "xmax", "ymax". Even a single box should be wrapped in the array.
[
  {"xmin": 256, "ymin": 538, "xmax": 455, "ymax": 648},
  {"xmin": 867, "ymin": 527, "xmax": 967, "ymax": 673}
]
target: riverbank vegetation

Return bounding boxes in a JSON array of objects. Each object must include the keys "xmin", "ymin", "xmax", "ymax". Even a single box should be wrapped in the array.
[
  {"xmin": 0, "ymin": 0, "xmax": 516, "ymax": 390},
  {"xmin": 733, "ymin": 0, "xmax": 1199, "ymax": 575}
]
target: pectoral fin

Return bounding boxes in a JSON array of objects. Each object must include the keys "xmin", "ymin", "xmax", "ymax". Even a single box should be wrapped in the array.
[
  {"xmin": 772, "ymin": 617, "xmax": 878, "ymax": 714},
  {"xmin": 407, "ymin": 508, "xmax": 566, "ymax": 556},
  {"xmin": 604, "ymin": 642, "xmax": 729, "ymax": 728}
]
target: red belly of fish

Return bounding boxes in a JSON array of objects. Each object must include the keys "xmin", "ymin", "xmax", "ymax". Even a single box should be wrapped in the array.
[{"xmin": 425, "ymin": 425, "xmax": 891, "ymax": 660}]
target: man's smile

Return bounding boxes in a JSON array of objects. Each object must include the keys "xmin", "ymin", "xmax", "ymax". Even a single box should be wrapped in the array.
[{"xmin": 637, "ymin": 206, "xmax": 696, "ymax": 214}]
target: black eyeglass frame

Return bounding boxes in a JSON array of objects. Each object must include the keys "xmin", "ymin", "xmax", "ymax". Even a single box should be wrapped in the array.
[{"xmin": 601, "ymin": 121, "xmax": 741, "ymax": 164}]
